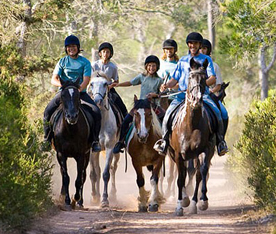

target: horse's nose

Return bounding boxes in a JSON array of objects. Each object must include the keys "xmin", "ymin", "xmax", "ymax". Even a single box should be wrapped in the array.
[
  {"xmin": 94, "ymin": 98, "xmax": 103, "ymax": 107},
  {"xmin": 137, "ymin": 132, "xmax": 149, "ymax": 143},
  {"xmin": 65, "ymin": 112, "xmax": 79, "ymax": 124}
]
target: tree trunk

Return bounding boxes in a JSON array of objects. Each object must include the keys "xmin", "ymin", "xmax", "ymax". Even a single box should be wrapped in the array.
[
  {"xmin": 207, "ymin": 0, "xmax": 215, "ymax": 51},
  {"xmin": 258, "ymin": 43, "xmax": 276, "ymax": 100}
]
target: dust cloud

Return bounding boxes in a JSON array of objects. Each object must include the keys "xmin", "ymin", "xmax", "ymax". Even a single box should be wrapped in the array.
[{"xmin": 50, "ymin": 151, "xmax": 252, "ymax": 212}]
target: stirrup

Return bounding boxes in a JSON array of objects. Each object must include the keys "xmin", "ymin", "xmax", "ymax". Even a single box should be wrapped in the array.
[
  {"xmin": 92, "ymin": 141, "xmax": 101, "ymax": 152},
  {"xmin": 153, "ymin": 139, "xmax": 167, "ymax": 155},
  {"xmin": 113, "ymin": 142, "xmax": 125, "ymax": 154},
  {"xmin": 217, "ymin": 141, "xmax": 228, "ymax": 156}
]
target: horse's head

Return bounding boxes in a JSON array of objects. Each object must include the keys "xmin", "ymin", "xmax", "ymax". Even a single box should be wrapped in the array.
[
  {"xmin": 188, "ymin": 58, "xmax": 208, "ymax": 108},
  {"xmin": 90, "ymin": 71, "xmax": 111, "ymax": 107},
  {"xmin": 60, "ymin": 78, "xmax": 81, "ymax": 125},
  {"xmin": 217, "ymin": 81, "xmax": 230, "ymax": 102},
  {"xmin": 133, "ymin": 95, "xmax": 153, "ymax": 143}
]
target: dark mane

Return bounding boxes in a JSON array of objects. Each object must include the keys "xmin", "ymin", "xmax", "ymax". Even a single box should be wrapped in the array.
[{"xmin": 134, "ymin": 99, "xmax": 151, "ymax": 109}]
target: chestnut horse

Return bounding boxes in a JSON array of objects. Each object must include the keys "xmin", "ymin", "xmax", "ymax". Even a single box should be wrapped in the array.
[
  {"xmin": 168, "ymin": 58, "xmax": 216, "ymax": 216},
  {"xmin": 127, "ymin": 96, "xmax": 165, "ymax": 212},
  {"xmin": 52, "ymin": 78, "xmax": 92, "ymax": 210}
]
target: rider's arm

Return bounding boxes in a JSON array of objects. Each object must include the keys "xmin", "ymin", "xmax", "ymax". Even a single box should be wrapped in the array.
[
  {"xmin": 51, "ymin": 74, "xmax": 62, "ymax": 87},
  {"xmin": 206, "ymin": 75, "xmax": 216, "ymax": 87},
  {"xmin": 79, "ymin": 76, "xmax": 91, "ymax": 92},
  {"xmin": 210, "ymin": 84, "xmax": 221, "ymax": 93},
  {"xmin": 116, "ymin": 81, "xmax": 132, "ymax": 87},
  {"xmin": 160, "ymin": 78, "xmax": 178, "ymax": 92}
]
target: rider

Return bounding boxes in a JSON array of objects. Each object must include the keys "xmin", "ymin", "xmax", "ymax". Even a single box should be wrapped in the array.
[
  {"xmin": 112, "ymin": 55, "xmax": 163, "ymax": 154},
  {"xmin": 43, "ymin": 35, "xmax": 101, "ymax": 152},
  {"xmin": 158, "ymin": 39, "xmax": 179, "ymax": 104},
  {"xmin": 154, "ymin": 32, "xmax": 228, "ymax": 156},
  {"xmin": 200, "ymin": 38, "xmax": 229, "ymax": 135},
  {"xmin": 91, "ymin": 42, "xmax": 128, "ymax": 118}
]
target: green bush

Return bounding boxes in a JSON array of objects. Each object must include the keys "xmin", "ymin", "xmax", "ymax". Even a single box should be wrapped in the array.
[
  {"xmin": 0, "ymin": 46, "xmax": 53, "ymax": 231},
  {"xmin": 231, "ymin": 90, "xmax": 276, "ymax": 212}
]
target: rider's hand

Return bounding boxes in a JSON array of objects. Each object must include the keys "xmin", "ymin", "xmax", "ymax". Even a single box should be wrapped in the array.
[{"xmin": 160, "ymin": 84, "xmax": 167, "ymax": 92}]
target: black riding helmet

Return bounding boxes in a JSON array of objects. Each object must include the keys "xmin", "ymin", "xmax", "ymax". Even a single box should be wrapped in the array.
[
  {"xmin": 98, "ymin": 42, "xmax": 114, "ymax": 58},
  {"xmin": 186, "ymin": 32, "xmax": 203, "ymax": 45},
  {"xmin": 144, "ymin": 55, "xmax": 160, "ymax": 71},
  {"xmin": 64, "ymin": 35, "xmax": 81, "ymax": 54},
  {"xmin": 162, "ymin": 39, "xmax": 178, "ymax": 52},
  {"xmin": 202, "ymin": 39, "xmax": 212, "ymax": 56}
]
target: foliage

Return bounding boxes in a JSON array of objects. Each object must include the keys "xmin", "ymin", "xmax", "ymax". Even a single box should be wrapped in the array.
[
  {"xmin": 228, "ymin": 90, "xmax": 276, "ymax": 212},
  {"xmin": 219, "ymin": 0, "xmax": 276, "ymax": 63},
  {"xmin": 0, "ymin": 44, "xmax": 54, "ymax": 231}
]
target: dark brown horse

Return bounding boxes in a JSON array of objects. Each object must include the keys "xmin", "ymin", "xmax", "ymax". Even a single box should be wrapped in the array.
[
  {"xmin": 127, "ymin": 96, "xmax": 165, "ymax": 212},
  {"xmin": 53, "ymin": 78, "xmax": 92, "ymax": 210},
  {"xmin": 168, "ymin": 58, "xmax": 216, "ymax": 216}
]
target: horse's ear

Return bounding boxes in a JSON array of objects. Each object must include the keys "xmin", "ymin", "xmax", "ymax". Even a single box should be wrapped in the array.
[
  {"xmin": 134, "ymin": 94, "xmax": 138, "ymax": 102},
  {"xmin": 190, "ymin": 57, "xmax": 196, "ymax": 69},
  {"xmin": 203, "ymin": 58, "xmax": 209, "ymax": 70},
  {"xmin": 225, "ymin": 81, "xmax": 230, "ymax": 88}
]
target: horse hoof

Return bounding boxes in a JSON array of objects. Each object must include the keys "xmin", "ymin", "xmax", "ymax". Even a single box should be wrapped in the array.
[
  {"xmin": 175, "ymin": 207, "xmax": 183, "ymax": 216},
  {"xmin": 91, "ymin": 196, "xmax": 101, "ymax": 205},
  {"xmin": 148, "ymin": 204, "xmax": 159, "ymax": 212},
  {"xmin": 59, "ymin": 204, "xmax": 72, "ymax": 211},
  {"xmin": 181, "ymin": 197, "xmax": 190, "ymax": 207},
  {"xmin": 189, "ymin": 201, "xmax": 197, "ymax": 214},
  {"xmin": 101, "ymin": 200, "xmax": 109, "ymax": 208},
  {"xmin": 138, "ymin": 206, "xmax": 148, "ymax": 212},
  {"xmin": 199, "ymin": 200, "xmax": 208, "ymax": 211}
]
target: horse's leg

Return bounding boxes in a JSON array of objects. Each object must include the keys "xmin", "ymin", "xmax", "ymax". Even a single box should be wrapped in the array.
[
  {"xmin": 175, "ymin": 154, "xmax": 186, "ymax": 216},
  {"xmin": 148, "ymin": 158, "xmax": 164, "ymax": 212},
  {"xmin": 57, "ymin": 152, "xmax": 71, "ymax": 210},
  {"xmin": 89, "ymin": 152, "xmax": 101, "ymax": 205},
  {"xmin": 110, "ymin": 152, "xmax": 120, "ymax": 202},
  {"xmin": 189, "ymin": 157, "xmax": 202, "ymax": 214},
  {"xmin": 164, "ymin": 156, "xmax": 175, "ymax": 198},
  {"xmin": 133, "ymin": 163, "xmax": 148, "ymax": 212},
  {"xmin": 158, "ymin": 158, "xmax": 165, "ymax": 196},
  {"xmin": 101, "ymin": 149, "xmax": 113, "ymax": 208},
  {"xmin": 186, "ymin": 158, "xmax": 196, "ymax": 196},
  {"xmin": 198, "ymin": 152, "xmax": 211, "ymax": 211},
  {"xmin": 72, "ymin": 152, "xmax": 90, "ymax": 209}
]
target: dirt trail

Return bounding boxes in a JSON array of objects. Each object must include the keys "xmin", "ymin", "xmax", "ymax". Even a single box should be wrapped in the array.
[{"xmin": 27, "ymin": 154, "xmax": 274, "ymax": 234}]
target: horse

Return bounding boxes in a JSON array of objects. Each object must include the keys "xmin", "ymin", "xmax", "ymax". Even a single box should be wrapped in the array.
[
  {"xmin": 52, "ymin": 78, "xmax": 92, "ymax": 210},
  {"xmin": 89, "ymin": 71, "xmax": 123, "ymax": 208},
  {"xmin": 168, "ymin": 57, "xmax": 216, "ymax": 216},
  {"xmin": 127, "ymin": 96, "xmax": 165, "ymax": 212},
  {"xmin": 162, "ymin": 81, "xmax": 230, "ymax": 199}
]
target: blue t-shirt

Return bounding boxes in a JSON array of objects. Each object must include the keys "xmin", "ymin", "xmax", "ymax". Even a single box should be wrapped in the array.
[
  {"xmin": 53, "ymin": 55, "xmax": 92, "ymax": 92},
  {"xmin": 172, "ymin": 53, "xmax": 216, "ymax": 100}
]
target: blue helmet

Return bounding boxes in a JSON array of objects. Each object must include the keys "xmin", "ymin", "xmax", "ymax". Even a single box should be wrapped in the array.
[{"xmin": 64, "ymin": 35, "xmax": 80, "ymax": 47}]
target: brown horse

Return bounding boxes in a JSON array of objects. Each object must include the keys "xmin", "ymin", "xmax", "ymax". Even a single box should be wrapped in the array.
[
  {"xmin": 127, "ymin": 96, "xmax": 165, "ymax": 212},
  {"xmin": 168, "ymin": 58, "xmax": 216, "ymax": 216}
]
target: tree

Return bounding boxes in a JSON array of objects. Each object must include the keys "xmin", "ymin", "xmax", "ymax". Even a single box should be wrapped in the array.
[{"xmin": 219, "ymin": 0, "xmax": 276, "ymax": 100}]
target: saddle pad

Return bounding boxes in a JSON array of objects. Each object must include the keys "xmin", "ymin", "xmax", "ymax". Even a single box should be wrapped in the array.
[
  {"xmin": 203, "ymin": 102, "xmax": 217, "ymax": 134},
  {"xmin": 125, "ymin": 124, "xmax": 135, "ymax": 150}
]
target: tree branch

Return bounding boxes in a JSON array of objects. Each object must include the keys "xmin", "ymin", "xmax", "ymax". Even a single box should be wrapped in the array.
[{"xmin": 265, "ymin": 43, "xmax": 276, "ymax": 73}]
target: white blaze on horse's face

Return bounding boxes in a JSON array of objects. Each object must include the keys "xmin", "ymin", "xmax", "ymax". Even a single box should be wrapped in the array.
[
  {"xmin": 189, "ymin": 71, "xmax": 203, "ymax": 107},
  {"xmin": 136, "ymin": 108, "xmax": 150, "ymax": 143},
  {"xmin": 90, "ymin": 77, "xmax": 108, "ymax": 107}
]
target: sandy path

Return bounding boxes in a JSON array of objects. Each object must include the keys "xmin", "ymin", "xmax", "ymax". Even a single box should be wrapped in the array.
[{"xmin": 26, "ymin": 154, "xmax": 273, "ymax": 234}]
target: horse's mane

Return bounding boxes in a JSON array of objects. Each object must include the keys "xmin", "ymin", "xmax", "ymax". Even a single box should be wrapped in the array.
[{"xmin": 91, "ymin": 71, "xmax": 111, "ymax": 82}]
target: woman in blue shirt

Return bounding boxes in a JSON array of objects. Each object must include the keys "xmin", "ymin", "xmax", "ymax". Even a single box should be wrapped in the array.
[{"xmin": 43, "ymin": 35, "xmax": 101, "ymax": 152}]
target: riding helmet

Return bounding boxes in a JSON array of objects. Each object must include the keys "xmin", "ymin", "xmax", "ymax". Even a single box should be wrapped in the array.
[
  {"xmin": 162, "ymin": 39, "xmax": 178, "ymax": 52},
  {"xmin": 202, "ymin": 39, "xmax": 212, "ymax": 55},
  {"xmin": 98, "ymin": 42, "xmax": 114, "ymax": 58},
  {"xmin": 186, "ymin": 32, "xmax": 203, "ymax": 45},
  {"xmin": 144, "ymin": 55, "xmax": 160, "ymax": 71},
  {"xmin": 64, "ymin": 35, "xmax": 80, "ymax": 47}
]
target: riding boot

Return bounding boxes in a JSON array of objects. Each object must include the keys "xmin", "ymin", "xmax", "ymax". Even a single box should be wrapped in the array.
[
  {"xmin": 223, "ymin": 118, "xmax": 228, "ymax": 136},
  {"xmin": 216, "ymin": 120, "xmax": 229, "ymax": 156},
  {"xmin": 113, "ymin": 114, "xmax": 133, "ymax": 154},
  {"xmin": 91, "ymin": 119, "xmax": 101, "ymax": 152},
  {"xmin": 153, "ymin": 131, "xmax": 169, "ymax": 156},
  {"xmin": 42, "ymin": 118, "xmax": 53, "ymax": 151}
]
